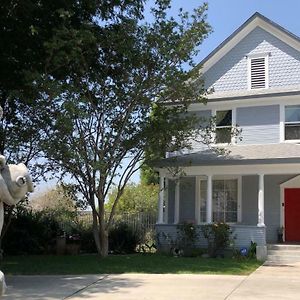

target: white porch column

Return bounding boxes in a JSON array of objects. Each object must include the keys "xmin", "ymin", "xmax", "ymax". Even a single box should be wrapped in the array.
[
  {"xmin": 174, "ymin": 179, "xmax": 180, "ymax": 224},
  {"xmin": 157, "ymin": 175, "xmax": 164, "ymax": 224},
  {"xmin": 257, "ymin": 173, "xmax": 265, "ymax": 227},
  {"xmin": 206, "ymin": 175, "xmax": 213, "ymax": 223}
]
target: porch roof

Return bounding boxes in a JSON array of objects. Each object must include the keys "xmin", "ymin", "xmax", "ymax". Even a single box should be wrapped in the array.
[{"xmin": 156, "ymin": 143, "xmax": 300, "ymax": 167}]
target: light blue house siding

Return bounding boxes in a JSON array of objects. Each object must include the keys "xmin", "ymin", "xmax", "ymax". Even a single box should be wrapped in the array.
[
  {"xmin": 204, "ymin": 27, "xmax": 300, "ymax": 92},
  {"xmin": 236, "ymin": 105, "xmax": 280, "ymax": 144},
  {"xmin": 165, "ymin": 174, "xmax": 296, "ymax": 244}
]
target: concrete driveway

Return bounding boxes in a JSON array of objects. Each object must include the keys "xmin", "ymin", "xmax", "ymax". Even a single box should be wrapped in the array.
[{"xmin": 3, "ymin": 262, "xmax": 300, "ymax": 300}]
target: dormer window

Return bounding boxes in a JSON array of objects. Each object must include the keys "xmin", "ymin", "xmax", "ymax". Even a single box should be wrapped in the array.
[{"xmin": 247, "ymin": 53, "xmax": 269, "ymax": 90}]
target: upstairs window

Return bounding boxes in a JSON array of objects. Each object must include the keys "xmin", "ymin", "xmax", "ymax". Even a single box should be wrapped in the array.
[
  {"xmin": 285, "ymin": 105, "xmax": 300, "ymax": 140},
  {"xmin": 215, "ymin": 110, "xmax": 232, "ymax": 144},
  {"xmin": 248, "ymin": 54, "xmax": 269, "ymax": 90}
]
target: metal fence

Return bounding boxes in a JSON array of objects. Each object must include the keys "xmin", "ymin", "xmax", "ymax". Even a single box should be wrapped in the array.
[{"xmin": 65, "ymin": 211, "xmax": 157, "ymax": 235}]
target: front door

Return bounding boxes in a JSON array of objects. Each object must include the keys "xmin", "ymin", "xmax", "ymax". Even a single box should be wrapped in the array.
[{"xmin": 285, "ymin": 188, "xmax": 300, "ymax": 242}]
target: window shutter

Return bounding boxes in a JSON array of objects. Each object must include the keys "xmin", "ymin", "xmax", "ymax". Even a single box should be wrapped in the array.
[{"xmin": 250, "ymin": 57, "xmax": 266, "ymax": 89}]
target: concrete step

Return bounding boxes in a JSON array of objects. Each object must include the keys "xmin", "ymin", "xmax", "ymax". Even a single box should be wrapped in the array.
[
  {"xmin": 267, "ymin": 244, "xmax": 300, "ymax": 251},
  {"xmin": 267, "ymin": 250, "xmax": 300, "ymax": 256},
  {"xmin": 266, "ymin": 244, "xmax": 300, "ymax": 264},
  {"xmin": 267, "ymin": 255, "xmax": 300, "ymax": 263}
]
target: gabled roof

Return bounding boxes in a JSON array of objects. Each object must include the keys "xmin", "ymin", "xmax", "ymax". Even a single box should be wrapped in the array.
[{"xmin": 201, "ymin": 12, "xmax": 300, "ymax": 74}]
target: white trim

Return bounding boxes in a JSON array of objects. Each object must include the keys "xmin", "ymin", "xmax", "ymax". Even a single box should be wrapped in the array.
[
  {"xmin": 174, "ymin": 179, "xmax": 180, "ymax": 224},
  {"xmin": 195, "ymin": 176, "xmax": 201, "ymax": 225},
  {"xmin": 202, "ymin": 15, "xmax": 300, "ymax": 74},
  {"xmin": 206, "ymin": 175, "xmax": 213, "ymax": 223},
  {"xmin": 158, "ymin": 174, "xmax": 165, "ymax": 224},
  {"xmin": 257, "ymin": 173, "xmax": 265, "ymax": 227},
  {"xmin": 247, "ymin": 53, "xmax": 269, "ymax": 90},
  {"xmin": 279, "ymin": 175, "xmax": 300, "ymax": 241},
  {"xmin": 279, "ymin": 103, "xmax": 285, "ymax": 142},
  {"xmin": 238, "ymin": 176, "xmax": 242, "ymax": 223},
  {"xmin": 162, "ymin": 163, "xmax": 300, "ymax": 177},
  {"xmin": 282, "ymin": 104, "xmax": 300, "ymax": 142},
  {"xmin": 198, "ymin": 175, "xmax": 241, "ymax": 224},
  {"xmin": 213, "ymin": 108, "xmax": 237, "ymax": 146},
  {"xmin": 164, "ymin": 178, "xmax": 169, "ymax": 224},
  {"xmin": 189, "ymin": 94, "xmax": 300, "ymax": 112}
]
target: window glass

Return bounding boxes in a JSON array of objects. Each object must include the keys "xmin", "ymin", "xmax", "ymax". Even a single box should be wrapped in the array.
[
  {"xmin": 216, "ymin": 110, "xmax": 232, "ymax": 126},
  {"xmin": 200, "ymin": 179, "xmax": 238, "ymax": 223},
  {"xmin": 285, "ymin": 105, "xmax": 300, "ymax": 123},
  {"xmin": 215, "ymin": 110, "xmax": 232, "ymax": 143},
  {"xmin": 285, "ymin": 105, "xmax": 300, "ymax": 140}
]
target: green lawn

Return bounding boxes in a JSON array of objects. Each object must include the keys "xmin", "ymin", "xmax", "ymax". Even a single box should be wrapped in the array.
[{"xmin": 1, "ymin": 254, "xmax": 261, "ymax": 275}]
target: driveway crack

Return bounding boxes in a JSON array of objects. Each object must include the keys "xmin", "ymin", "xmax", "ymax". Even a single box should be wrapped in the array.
[
  {"xmin": 63, "ymin": 274, "xmax": 109, "ymax": 299},
  {"xmin": 223, "ymin": 275, "xmax": 249, "ymax": 300}
]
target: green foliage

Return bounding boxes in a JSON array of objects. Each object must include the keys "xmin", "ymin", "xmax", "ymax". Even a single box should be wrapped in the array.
[
  {"xmin": 109, "ymin": 222, "xmax": 141, "ymax": 254},
  {"xmin": 2, "ymin": 208, "xmax": 61, "ymax": 255},
  {"xmin": 201, "ymin": 223, "xmax": 232, "ymax": 258},
  {"xmin": 2, "ymin": 0, "xmax": 212, "ymax": 256},
  {"xmin": 106, "ymin": 183, "xmax": 158, "ymax": 215},
  {"xmin": 177, "ymin": 222, "xmax": 198, "ymax": 250},
  {"xmin": 140, "ymin": 164, "xmax": 159, "ymax": 185}
]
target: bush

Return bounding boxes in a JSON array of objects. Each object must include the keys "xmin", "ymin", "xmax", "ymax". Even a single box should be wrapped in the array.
[
  {"xmin": 68, "ymin": 222, "xmax": 97, "ymax": 254},
  {"xmin": 176, "ymin": 222, "xmax": 198, "ymax": 256},
  {"xmin": 2, "ymin": 208, "xmax": 61, "ymax": 255},
  {"xmin": 202, "ymin": 223, "xmax": 232, "ymax": 258},
  {"xmin": 109, "ymin": 222, "xmax": 140, "ymax": 254}
]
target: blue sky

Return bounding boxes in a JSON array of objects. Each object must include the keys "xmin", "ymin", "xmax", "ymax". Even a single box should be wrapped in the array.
[
  {"xmin": 168, "ymin": 0, "xmax": 300, "ymax": 62},
  {"xmin": 34, "ymin": 0, "xmax": 300, "ymax": 194}
]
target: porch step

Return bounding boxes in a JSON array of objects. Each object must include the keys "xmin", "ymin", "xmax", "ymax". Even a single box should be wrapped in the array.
[
  {"xmin": 267, "ymin": 244, "xmax": 300, "ymax": 251},
  {"xmin": 266, "ymin": 244, "xmax": 300, "ymax": 264}
]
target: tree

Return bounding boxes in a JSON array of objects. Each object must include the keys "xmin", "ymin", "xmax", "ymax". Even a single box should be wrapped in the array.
[
  {"xmin": 106, "ymin": 183, "xmax": 158, "ymax": 215},
  {"xmin": 0, "ymin": 0, "xmax": 121, "ymax": 248},
  {"xmin": 41, "ymin": 0, "xmax": 211, "ymax": 256}
]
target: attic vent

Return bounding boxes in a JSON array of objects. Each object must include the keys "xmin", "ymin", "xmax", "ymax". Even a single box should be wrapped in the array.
[{"xmin": 250, "ymin": 57, "xmax": 266, "ymax": 89}]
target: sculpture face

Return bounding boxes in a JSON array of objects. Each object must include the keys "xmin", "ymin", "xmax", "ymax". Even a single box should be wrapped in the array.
[{"xmin": 0, "ymin": 162, "xmax": 34, "ymax": 206}]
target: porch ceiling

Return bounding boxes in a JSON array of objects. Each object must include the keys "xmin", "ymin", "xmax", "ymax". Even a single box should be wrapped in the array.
[{"xmin": 155, "ymin": 143, "xmax": 300, "ymax": 167}]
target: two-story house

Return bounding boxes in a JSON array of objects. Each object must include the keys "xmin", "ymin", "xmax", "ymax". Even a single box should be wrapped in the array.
[{"xmin": 155, "ymin": 12, "xmax": 300, "ymax": 259}]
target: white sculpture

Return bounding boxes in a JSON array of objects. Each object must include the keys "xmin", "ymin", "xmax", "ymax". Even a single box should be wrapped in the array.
[
  {"xmin": 0, "ymin": 156, "xmax": 34, "ymax": 231},
  {"xmin": 0, "ymin": 106, "xmax": 34, "ymax": 296}
]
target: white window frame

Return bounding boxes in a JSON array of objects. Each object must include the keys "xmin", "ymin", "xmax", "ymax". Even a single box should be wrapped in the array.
[
  {"xmin": 212, "ymin": 108, "xmax": 237, "ymax": 145},
  {"xmin": 197, "ymin": 175, "xmax": 242, "ymax": 224},
  {"xmin": 247, "ymin": 53, "xmax": 269, "ymax": 90},
  {"xmin": 281, "ymin": 104, "xmax": 300, "ymax": 143}
]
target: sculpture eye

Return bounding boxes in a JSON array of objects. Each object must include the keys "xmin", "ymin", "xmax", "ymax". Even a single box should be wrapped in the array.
[{"xmin": 16, "ymin": 176, "xmax": 27, "ymax": 187}]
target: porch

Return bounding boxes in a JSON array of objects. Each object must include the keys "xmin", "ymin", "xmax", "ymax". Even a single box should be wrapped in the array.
[{"xmin": 156, "ymin": 224, "xmax": 266, "ymax": 250}]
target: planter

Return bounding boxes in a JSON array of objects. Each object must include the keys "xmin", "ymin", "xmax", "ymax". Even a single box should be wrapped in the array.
[
  {"xmin": 56, "ymin": 236, "xmax": 66, "ymax": 255},
  {"xmin": 66, "ymin": 243, "xmax": 81, "ymax": 255}
]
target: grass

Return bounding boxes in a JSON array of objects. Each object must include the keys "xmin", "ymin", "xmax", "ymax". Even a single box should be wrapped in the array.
[{"xmin": 1, "ymin": 254, "xmax": 262, "ymax": 276}]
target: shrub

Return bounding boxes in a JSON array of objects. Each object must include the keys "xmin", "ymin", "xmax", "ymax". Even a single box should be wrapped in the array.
[
  {"xmin": 2, "ymin": 208, "xmax": 60, "ymax": 255},
  {"xmin": 201, "ymin": 222, "xmax": 232, "ymax": 258},
  {"xmin": 176, "ymin": 222, "xmax": 198, "ymax": 256},
  {"xmin": 109, "ymin": 222, "xmax": 140, "ymax": 254}
]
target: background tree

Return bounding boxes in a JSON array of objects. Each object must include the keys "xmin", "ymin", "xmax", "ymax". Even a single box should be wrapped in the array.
[
  {"xmin": 41, "ymin": 0, "xmax": 211, "ymax": 256},
  {"xmin": 106, "ymin": 183, "xmax": 158, "ymax": 215}
]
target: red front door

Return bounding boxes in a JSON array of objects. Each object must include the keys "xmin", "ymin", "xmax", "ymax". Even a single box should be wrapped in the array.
[{"xmin": 285, "ymin": 188, "xmax": 300, "ymax": 242}]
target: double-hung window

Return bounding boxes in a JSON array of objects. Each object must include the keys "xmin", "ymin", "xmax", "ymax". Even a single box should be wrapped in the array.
[
  {"xmin": 285, "ymin": 105, "xmax": 300, "ymax": 140},
  {"xmin": 215, "ymin": 110, "xmax": 232, "ymax": 144}
]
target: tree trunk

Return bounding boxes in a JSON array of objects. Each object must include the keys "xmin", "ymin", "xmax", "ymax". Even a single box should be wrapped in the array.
[
  {"xmin": 92, "ymin": 209, "xmax": 101, "ymax": 254},
  {"xmin": 99, "ymin": 228, "xmax": 109, "ymax": 257}
]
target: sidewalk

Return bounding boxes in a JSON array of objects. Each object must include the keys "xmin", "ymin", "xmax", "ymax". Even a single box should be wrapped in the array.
[{"xmin": 3, "ymin": 262, "xmax": 300, "ymax": 300}]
